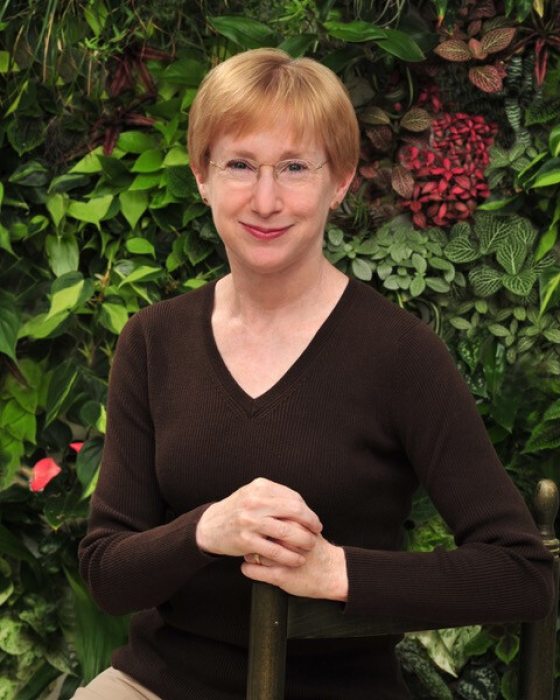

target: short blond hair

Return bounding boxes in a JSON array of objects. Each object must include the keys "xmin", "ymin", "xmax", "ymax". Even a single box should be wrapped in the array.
[{"xmin": 188, "ymin": 48, "xmax": 359, "ymax": 182}]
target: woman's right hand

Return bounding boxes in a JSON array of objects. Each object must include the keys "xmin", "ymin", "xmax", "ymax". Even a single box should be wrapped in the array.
[{"xmin": 195, "ymin": 477, "xmax": 322, "ymax": 567}]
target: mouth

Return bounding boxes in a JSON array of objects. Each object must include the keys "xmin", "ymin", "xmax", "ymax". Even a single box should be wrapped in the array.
[{"xmin": 241, "ymin": 222, "xmax": 292, "ymax": 240}]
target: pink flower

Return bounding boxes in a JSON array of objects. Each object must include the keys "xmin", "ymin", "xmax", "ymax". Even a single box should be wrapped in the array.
[
  {"xmin": 29, "ymin": 457, "xmax": 62, "ymax": 493},
  {"xmin": 69, "ymin": 442, "xmax": 84, "ymax": 453}
]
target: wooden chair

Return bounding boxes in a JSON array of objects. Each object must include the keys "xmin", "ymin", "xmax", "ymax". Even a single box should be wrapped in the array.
[{"xmin": 247, "ymin": 479, "xmax": 560, "ymax": 700}]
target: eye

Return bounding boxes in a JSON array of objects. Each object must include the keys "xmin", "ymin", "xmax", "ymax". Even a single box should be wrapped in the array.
[
  {"xmin": 280, "ymin": 160, "xmax": 310, "ymax": 174},
  {"xmin": 225, "ymin": 159, "xmax": 256, "ymax": 172}
]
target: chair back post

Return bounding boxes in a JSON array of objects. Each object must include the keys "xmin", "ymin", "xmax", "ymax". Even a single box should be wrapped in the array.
[
  {"xmin": 247, "ymin": 582, "xmax": 288, "ymax": 700},
  {"xmin": 518, "ymin": 478, "xmax": 559, "ymax": 700}
]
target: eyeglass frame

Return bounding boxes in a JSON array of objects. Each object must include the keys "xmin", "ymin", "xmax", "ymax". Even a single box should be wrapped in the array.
[{"xmin": 207, "ymin": 157, "xmax": 329, "ymax": 186}]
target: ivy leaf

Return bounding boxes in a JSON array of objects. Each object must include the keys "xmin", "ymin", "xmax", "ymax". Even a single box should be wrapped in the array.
[
  {"xmin": 117, "ymin": 131, "xmax": 158, "ymax": 154},
  {"xmin": 400, "ymin": 107, "xmax": 431, "ymax": 132},
  {"xmin": 45, "ymin": 361, "xmax": 79, "ymax": 427},
  {"xmin": 433, "ymin": 39, "xmax": 472, "ymax": 61},
  {"xmin": 469, "ymin": 266, "xmax": 503, "ymax": 296},
  {"xmin": 0, "ymin": 304, "xmax": 20, "ymax": 361},
  {"xmin": 47, "ymin": 272, "xmax": 85, "ymax": 319},
  {"xmin": 119, "ymin": 190, "xmax": 148, "ymax": 229},
  {"xmin": 45, "ymin": 235, "xmax": 79, "ymax": 277},
  {"xmin": 480, "ymin": 27, "xmax": 516, "ymax": 54},
  {"xmin": 99, "ymin": 301, "xmax": 129, "ymax": 335},
  {"xmin": 67, "ymin": 195, "xmax": 113, "ymax": 226},
  {"xmin": 468, "ymin": 65, "xmax": 504, "ymax": 93},
  {"xmin": 131, "ymin": 149, "xmax": 163, "ymax": 173}
]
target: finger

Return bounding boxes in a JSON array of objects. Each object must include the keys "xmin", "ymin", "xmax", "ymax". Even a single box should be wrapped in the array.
[
  {"xmin": 245, "ymin": 480, "xmax": 323, "ymax": 534},
  {"xmin": 241, "ymin": 561, "xmax": 284, "ymax": 585},
  {"xmin": 244, "ymin": 553, "xmax": 275, "ymax": 567},
  {"xmin": 257, "ymin": 497, "xmax": 323, "ymax": 535},
  {"xmin": 259, "ymin": 518, "xmax": 318, "ymax": 552}
]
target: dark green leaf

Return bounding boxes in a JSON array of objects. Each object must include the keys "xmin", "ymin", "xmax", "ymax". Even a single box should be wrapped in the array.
[
  {"xmin": 376, "ymin": 29, "xmax": 425, "ymax": 62},
  {"xmin": 323, "ymin": 20, "xmax": 385, "ymax": 43},
  {"xmin": 45, "ymin": 361, "xmax": 79, "ymax": 427},
  {"xmin": 208, "ymin": 16, "xmax": 276, "ymax": 49}
]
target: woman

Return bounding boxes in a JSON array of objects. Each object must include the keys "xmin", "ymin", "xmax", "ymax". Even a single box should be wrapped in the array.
[{"xmin": 76, "ymin": 48, "xmax": 554, "ymax": 699}]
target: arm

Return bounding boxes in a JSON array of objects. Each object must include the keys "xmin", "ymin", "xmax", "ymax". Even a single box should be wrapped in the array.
[
  {"xmin": 343, "ymin": 322, "xmax": 554, "ymax": 624},
  {"xmin": 79, "ymin": 313, "xmax": 216, "ymax": 616},
  {"xmin": 244, "ymin": 322, "xmax": 554, "ymax": 626},
  {"xmin": 80, "ymin": 313, "xmax": 322, "ymax": 615}
]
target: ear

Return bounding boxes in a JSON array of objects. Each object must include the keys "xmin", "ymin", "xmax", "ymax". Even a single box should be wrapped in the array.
[
  {"xmin": 191, "ymin": 166, "xmax": 210, "ymax": 206},
  {"xmin": 330, "ymin": 169, "xmax": 355, "ymax": 210}
]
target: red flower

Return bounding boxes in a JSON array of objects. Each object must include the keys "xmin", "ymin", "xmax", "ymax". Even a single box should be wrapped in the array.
[
  {"xmin": 69, "ymin": 442, "xmax": 84, "ymax": 453},
  {"xmin": 29, "ymin": 457, "xmax": 62, "ymax": 493}
]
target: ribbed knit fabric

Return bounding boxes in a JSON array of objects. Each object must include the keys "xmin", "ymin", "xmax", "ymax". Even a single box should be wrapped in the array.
[{"xmin": 79, "ymin": 277, "xmax": 554, "ymax": 699}]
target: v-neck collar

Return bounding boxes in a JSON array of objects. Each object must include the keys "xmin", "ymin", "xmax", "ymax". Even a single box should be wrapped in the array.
[{"xmin": 202, "ymin": 277, "xmax": 358, "ymax": 418}]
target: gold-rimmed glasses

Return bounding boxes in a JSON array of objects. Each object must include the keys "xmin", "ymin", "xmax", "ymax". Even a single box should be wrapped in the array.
[{"xmin": 208, "ymin": 158, "xmax": 328, "ymax": 189}]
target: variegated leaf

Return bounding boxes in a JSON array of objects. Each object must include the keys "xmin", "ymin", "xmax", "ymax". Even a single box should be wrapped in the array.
[
  {"xmin": 400, "ymin": 107, "xmax": 432, "ymax": 133},
  {"xmin": 434, "ymin": 39, "xmax": 472, "ymax": 62},
  {"xmin": 391, "ymin": 165, "xmax": 415, "ymax": 198},
  {"xmin": 469, "ymin": 65, "xmax": 504, "ymax": 93},
  {"xmin": 480, "ymin": 27, "xmax": 516, "ymax": 55}
]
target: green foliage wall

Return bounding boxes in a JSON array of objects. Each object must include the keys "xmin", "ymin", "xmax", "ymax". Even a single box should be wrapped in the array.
[{"xmin": 0, "ymin": 0, "xmax": 559, "ymax": 697}]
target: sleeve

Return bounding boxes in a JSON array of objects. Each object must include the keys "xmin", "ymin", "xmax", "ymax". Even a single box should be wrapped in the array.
[
  {"xmin": 78, "ymin": 312, "xmax": 216, "ymax": 616},
  {"xmin": 343, "ymin": 321, "xmax": 554, "ymax": 626}
]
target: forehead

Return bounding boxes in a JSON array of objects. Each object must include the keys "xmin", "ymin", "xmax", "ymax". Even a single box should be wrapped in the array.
[{"xmin": 211, "ymin": 119, "xmax": 323, "ymax": 159}]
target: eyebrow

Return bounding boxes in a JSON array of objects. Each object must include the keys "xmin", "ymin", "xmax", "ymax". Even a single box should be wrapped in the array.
[{"xmin": 222, "ymin": 149, "xmax": 315, "ymax": 160}]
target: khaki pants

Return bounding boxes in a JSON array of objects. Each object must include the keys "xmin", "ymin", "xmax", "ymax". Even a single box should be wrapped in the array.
[{"xmin": 72, "ymin": 667, "xmax": 161, "ymax": 699}]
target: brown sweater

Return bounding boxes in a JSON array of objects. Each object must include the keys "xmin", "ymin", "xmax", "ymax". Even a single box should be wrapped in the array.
[{"xmin": 79, "ymin": 277, "xmax": 553, "ymax": 699}]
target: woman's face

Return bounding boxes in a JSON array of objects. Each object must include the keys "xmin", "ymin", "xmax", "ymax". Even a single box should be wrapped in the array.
[{"xmin": 193, "ymin": 120, "xmax": 354, "ymax": 277}]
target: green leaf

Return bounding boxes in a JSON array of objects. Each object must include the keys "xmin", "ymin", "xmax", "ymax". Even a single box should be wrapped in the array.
[
  {"xmin": 495, "ymin": 633, "xmax": 520, "ymax": 664},
  {"xmin": 69, "ymin": 149, "xmax": 103, "ymax": 174},
  {"xmin": 450, "ymin": 317, "xmax": 472, "ymax": 331},
  {"xmin": 0, "ymin": 305, "xmax": 20, "ymax": 361},
  {"xmin": 99, "ymin": 301, "xmax": 129, "ymax": 335},
  {"xmin": 46, "ymin": 193, "xmax": 66, "ymax": 228},
  {"xmin": 351, "ymin": 258, "xmax": 372, "ymax": 281},
  {"xmin": 277, "ymin": 34, "xmax": 316, "ymax": 58},
  {"xmin": 469, "ymin": 266, "xmax": 503, "ymax": 297},
  {"xmin": 162, "ymin": 58, "xmax": 206, "ymax": 87},
  {"xmin": 475, "ymin": 213, "xmax": 510, "ymax": 255},
  {"xmin": 524, "ymin": 421, "xmax": 560, "ymax": 453},
  {"xmin": 162, "ymin": 146, "xmax": 189, "ymax": 167},
  {"xmin": 208, "ymin": 15, "xmax": 276, "ymax": 49},
  {"xmin": 323, "ymin": 20, "xmax": 385, "ymax": 42},
  {"xmin": 130, "ymin": 173, "xmax": 162, "ymax": 191},
  {"xmin": 0, "ymin": 524, "xmax": 37, "ymax": 565},
  {"xmin": 18, "ymin": 312, "xmax": 67, "ymax": 340},
  {"xmin": 425, "ymin": 277, "xmax": 450, "ymax": 293},
  {"xmin": 0, "ymin": 617, "xmax": 33, "ymax": 654},
  {"xmin": 46, "ymin": 235, "xmax": 80, "ymax": 277},
  {"xmin": 444, "ymin": 236, "xmax": 480, "ymax": 263},
  {"xmin": 495, "ymin": 237, "xmax": 527, "ymax": 274},
  {"xmin": 502, "ymin": 269, "xmax": 537, "ymax": 296},
  {"xmin": 544, "ymin": 328, "xmax": 560, "ymax": 343},
  {"xmin": 125, "ymin": 237, "xmax": 155, "ymax": 256},
  {"xmin": 548, "ymin": 124, "xmax": 560, "ymax": 157},
  {"xmin": 45, "ymin": 361, "xmax": 79, "ymax": 426},
  {"xmin": 0, "ymin": 399, "xmax": 35, "ymax": 442},
  {"xmin": 376, "ymin": 29, "xmax": 425, "ymax": 62},
  {"xmin": 529, "ymin": 157, "xmax": 560, "ymax": 188},
  {"xmin": 67, "ymin": 195, "xmax": 113, "ymax": 225},
  {"xmin": 117, "ymin": 131, "xmax": 158, "ymax": 153},
  {"xmin": 411, "ymin": 253, "xmax": 427, "ymax": 274},
  {"xmin": 75, "ymin": 437, "xmax": 103, "ymax": 492},
  {"xmin": 47, "ymin": 272, "xmax": 85, "ymax": 318},
  {"xmin": 131, "ymin": 149, "xmax": 164, "ymax": 173},
  {"xmin": 119, "ymin": 190, "xmax": 149, "ymax": 229},
  {"xmin": 410, "ymin": 275, "xmax": 426, "ymax": 297},
  {"xmin": 117, "ymin": 264, "xmax": 162, "ymax": 287},
  {"xmin": 7, "ymin": 115, "xmax": 45, "ymax": 156}
]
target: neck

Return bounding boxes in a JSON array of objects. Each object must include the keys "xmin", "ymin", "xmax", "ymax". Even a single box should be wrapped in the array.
[{"xmin": 218, "ymin": 257, "xmax": 346, "ymax": 323}]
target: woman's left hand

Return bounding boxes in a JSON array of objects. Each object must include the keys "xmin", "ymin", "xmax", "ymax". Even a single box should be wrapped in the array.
[{"xmin": 241, "ymin": 534, "xmax": 348, "ymax": 602}]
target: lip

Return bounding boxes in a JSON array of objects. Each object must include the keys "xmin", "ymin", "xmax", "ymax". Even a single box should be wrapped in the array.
[{"xmin": 241, "ymin": 222, "xmax": 291, "ymax": 240}]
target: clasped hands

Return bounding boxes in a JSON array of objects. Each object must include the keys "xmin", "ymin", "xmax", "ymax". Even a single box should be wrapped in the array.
[{"xmin": 196, "ymin": 477, "xmax": 348, "ymax": 601}]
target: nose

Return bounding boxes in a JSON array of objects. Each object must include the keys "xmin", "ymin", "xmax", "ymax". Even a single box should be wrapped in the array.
[{"xmin": 250, "ymin": 166, "xmax": 282, "ymax": 217}]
